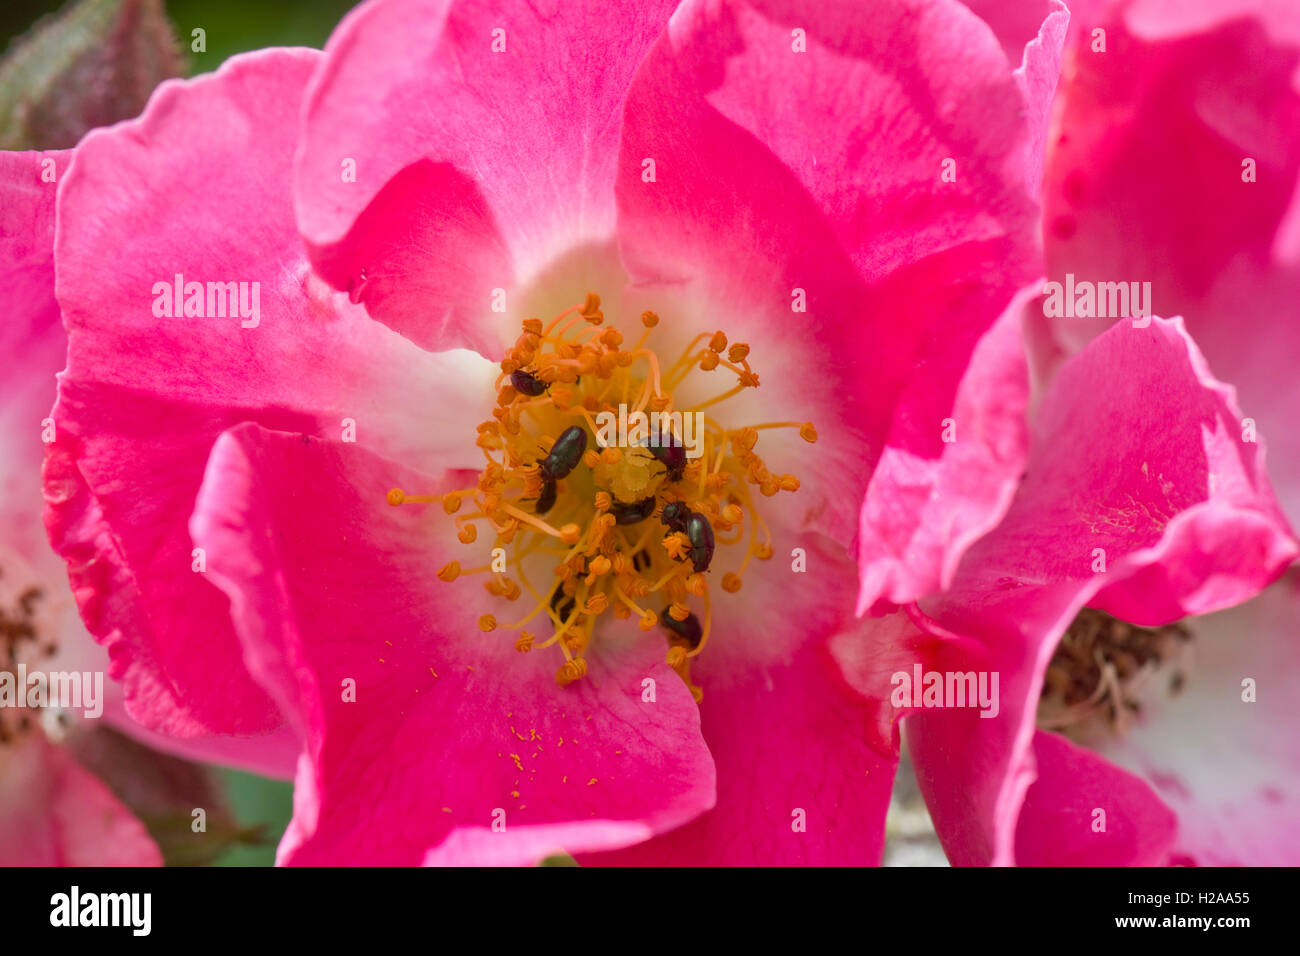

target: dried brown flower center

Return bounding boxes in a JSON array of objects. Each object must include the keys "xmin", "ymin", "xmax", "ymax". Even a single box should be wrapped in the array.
[{"xmin": 1038, "ymin": 606, "xmax": 1192, "ymax": 738}]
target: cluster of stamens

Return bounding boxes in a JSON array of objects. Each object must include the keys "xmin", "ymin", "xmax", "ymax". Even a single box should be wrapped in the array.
[
  {"xmin": 1038, "ymin": 607, "xmax": 1191, "ymax": 738},
  {"xmin": 388, "ymin": 293, "xmax": 815, "ymax": 702}
]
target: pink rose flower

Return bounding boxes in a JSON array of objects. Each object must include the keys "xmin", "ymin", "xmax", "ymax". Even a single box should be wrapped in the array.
[
  {"xmin": 868, "ymin": 0, "xmax": 1300, "ymax": 865},
  {"xmin": 42, "ymin": 0, "xmax": 1065, "ymax": 864}
]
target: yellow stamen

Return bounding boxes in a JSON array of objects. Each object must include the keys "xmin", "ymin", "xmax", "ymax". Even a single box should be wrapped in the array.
[{"xmin": 392, "ymin": 300, "xmax": 812, "ymax": 701}]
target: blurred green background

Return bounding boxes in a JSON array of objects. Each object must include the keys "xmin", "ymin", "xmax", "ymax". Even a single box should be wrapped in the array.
[{"xmin": 1, "ymin": 0, "xmax": 362, "ymax": 865}]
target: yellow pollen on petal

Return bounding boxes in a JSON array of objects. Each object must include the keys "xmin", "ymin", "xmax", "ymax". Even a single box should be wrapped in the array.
[{"xmin": 399, "ymin": 295, "xmax": 814, "ymax": 703}]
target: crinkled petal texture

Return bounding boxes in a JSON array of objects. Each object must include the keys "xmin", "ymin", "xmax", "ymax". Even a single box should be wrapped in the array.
[
  {"xmin": 46, "ymin": 48, "xmax": 494, "ymax": 745},
  {"xmin": 190, "ymin": 424, "xmax": 715, "ymax": 866},
  {"xmin": 0, "ymin": 735, "xmax": 161, "ymax": 866},
  {"xmin": 896, "ymin": 317, "xmax": 1296, "ymax": 865},
  {"xmin": 611, "ymin": 0, "xmax": 1060, "ymax": 588},
  {"xmin": 1094, "ymin": 570, "xmax": 1300, "ymax": 865},
  {"xmin": 294, "ymin": 0, "xmax": 681, "ymax": 356},
  {"xmin": 0, "ymin": 149, "xmax": 299, "ymax": 777},
  {"xmin": 1043, "ymin": 0, "xmax": 1300, "ymax": 525}
]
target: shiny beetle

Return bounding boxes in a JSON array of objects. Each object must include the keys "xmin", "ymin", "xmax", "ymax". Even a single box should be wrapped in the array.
[
  {"xmin": 659, "ymin": 500, "xmax": 690, "ymax": 534},
  {"xmin": 540, "ymin": 426, "xmax": 587, "ymax": 482},
  {"xmin": 683, "ymin": 512, "xmax": 715, "ymax": 573},
  {"xmin": 609, "ymin": 495, "xmax": 657, "ymax": 525},
  {"xmin": 535, "ymin": 477, "xmax": 558, "ymax": 515},
  {"xmin": 661, "ymin": 606, "xmax": 703, "ymax": 649},
  {"xmin": 510, "ymin": 369, "xmax": 549, "ymax": 397},
  {"xmin": 646, "ymin": 435, "xmax": 687, "ymax": 483}
]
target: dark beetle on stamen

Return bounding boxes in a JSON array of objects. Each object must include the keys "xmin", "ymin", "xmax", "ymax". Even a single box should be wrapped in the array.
[
  {"xmin": 533, "ymin": 426, "xmax": 587, "ymax": 514},
  {"xmin": 510, "ymin": 369, "xmax": 549, "ymax": 397},
  {"xmin": 540, "ymin": 426, "xmax": 587, "ymax": 482},
  {"xmin": 659, "ymin": 500, "xmax": 689, "ymax": 534},
  {"xmin": 535, "ymin": 477, "xmax": 558, "ymax": 515},
  {"xmin": 684, "ymin": 512, "xmax": 715, "ymax": 573},
  {"xmin": 661, "ymin": 606, "xmax": 703, "ymax": 649},
  {"xmin": 646, "ymin": 435, "xmax": 687, "ymax": 483},
  {"xmin": 609, "ymin": 496, "xmax": 656, "ymax": 525}
]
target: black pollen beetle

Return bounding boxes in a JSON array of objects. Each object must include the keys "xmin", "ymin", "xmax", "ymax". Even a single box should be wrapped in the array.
[
  {"xmin": 610, "ymin": 495, "xmax": 657, "ymax": 525},
  {"xmin": 510, "ymin": 369, "xmax": 549, "ymax": 397},
  {"xmin": 661, "ymin": 606, "xmax": 703, "ymax": 649},
  {"xmin": 683, "ymin": 512, "xmax": 715, "ymax": 573},
  {"xmin": 646, "ymin": 435, "xmax": 687, "ymax": 483},
  {"xmin": 540, "ymin": 426, "xmax": 587, "ymax": 482},
  {"xmin": 659, "ymin": 500, "xmax": 690, "ymax": 534},
  {"xmin": 535, "ymin": 477, "xmax": 557, "ymax": 515}
]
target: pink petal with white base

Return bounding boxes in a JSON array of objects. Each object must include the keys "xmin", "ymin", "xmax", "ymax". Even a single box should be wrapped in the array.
[
  {"xmin": 1097, "ymin": 571, "xmax": 1300, "ymax": 865},
  {"xmin": 586, "ymin": 535, "xmax": 898, "ymax": 865},
  {"xmin": 903, "ymin": 316, "xmax": 1296, "ymax": 865},
  {"xmin": 294, "ymin": 0, "xmax": 680, "ymax": 355},
  {"xmin": 46, "ymin": 48, "xmax": 494, "ymax": 739},
  {"xmin": 191, "ymin": 424, "xmax": 715, "ymax": 865},
  {"xmin": 617, "ymin": 0, "xmax": 1057, "ymax": 586}
]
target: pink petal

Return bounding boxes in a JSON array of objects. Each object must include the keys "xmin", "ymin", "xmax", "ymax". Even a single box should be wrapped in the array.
[
  {"xmin": 46, "ymin": 48, "xmax": 495, "ymax": 739},
  {"xmin": 904, "ymin": 316, "xmax": 1296, "ymax": 865},
  {"xmin": 294, "ymin": 0, "xmax": 679, "ymax": 355},
  {"xmin": 0, "ymin": 735, "xmax": 161, "ymax": 866},
  {"xmin": 1013, "ymin": 730, "xmax": 1177, "ymax": 866},
  {"xmin": 960, "ymin": 0, "xmax": 1071, "ymax": 197},
  {"xmin": 617, "ymin": 0, "xmax": 1058, "ymax": 578},
  {"xmin": 857, "ymin": 282, "xmax": 1033, "ymax": 613},
  {"xmin": 1043, "ymin": 0, "xmax": 1300, "ymax": 523},
  {"xmin": 0, "ymin": 150, "xmax": 70, "ymax": 570},
  {"xmin": 191, "ymin": 424, "xmax": 715, "ymax": 865},
  {"xmin": 585, "ymin": 533, "xmax": 898, "ymax": 865}
]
